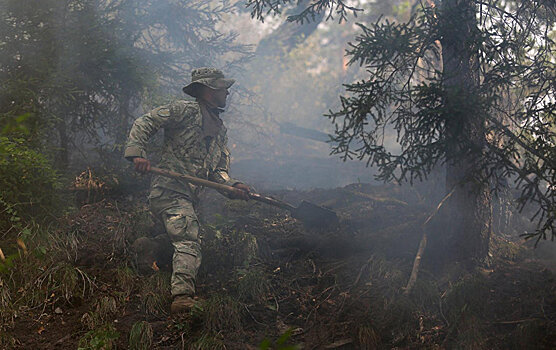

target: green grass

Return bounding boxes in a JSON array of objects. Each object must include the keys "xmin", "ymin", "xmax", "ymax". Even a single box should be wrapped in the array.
[
  {"xmin": 201, "ymin": 294, "xmax": 243, "ymax": 332},
  {"xmin": 237, "ymin": 268, "xmax": 270, "ymax": 304},
  {"xmin": 357, "ymin": 323, "xmax": 381, "ymax": 349},
  {"xmin": 129, "ymin": 321, "xmax": 154, "ymax": 350},
  {"xmin": 115, "ymin": 265, "xmax": 137, "ymax": 300},
  {"xmin": 0, "ymin": 332, "xmax": 16, "ymax": 349},
  {"xmin": 81, "ymin": 296, "xmax": 119, "ymax": 330},
  {"xmin": 190, "ymin": 332, "xmax": 226, "ymax": 350},
  {"xmin": 139, "ymin": 272, "xmax": 171, "ymax": 317},
  {"xmin": 259, "ymin": 328, "xmax": 302, "ymax": 350},
  {"xmin": 0, "ymin": 234, "xmax": 95, "ymax": 325},
  {"xmin": 201, "ymin": 225, "xmax": 259, "ymax": 272},
  {"xmin": 443, "ymin": 274, "xmax": 489, "ymax": 324}
]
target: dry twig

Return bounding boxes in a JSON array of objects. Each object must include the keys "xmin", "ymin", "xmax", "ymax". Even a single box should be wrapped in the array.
[{"xmin": 403, "ymin": 187, "xmax": 456, "ymax": 295}]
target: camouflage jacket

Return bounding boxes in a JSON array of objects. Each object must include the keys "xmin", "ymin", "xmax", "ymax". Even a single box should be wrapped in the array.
[{"xmin": 124, "ymin": 100, "xmax": 240, "ymax": 201}]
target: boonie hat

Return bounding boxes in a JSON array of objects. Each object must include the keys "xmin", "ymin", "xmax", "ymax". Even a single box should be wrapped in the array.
[{"xmin": 182, "ymin": 67, "xmax": 235, "ymax": 98}]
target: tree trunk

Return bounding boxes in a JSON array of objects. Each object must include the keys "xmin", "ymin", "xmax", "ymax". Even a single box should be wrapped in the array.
[
  {"xmin": 116, "ymin": 91, "xmax": 132, "ymax": 148},
  {"xmin": 56, "ymin": 119, "xmax": 69, "ymax": 169},
  {"xmin": 439, "ymin": 0, "xmax": 492, "ymax": 267}
]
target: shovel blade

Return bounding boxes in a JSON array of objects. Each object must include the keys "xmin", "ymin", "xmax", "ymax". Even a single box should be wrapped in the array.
[{"xmin": 291, "ymin": 201, "xmax": 339, "ymax": 229}]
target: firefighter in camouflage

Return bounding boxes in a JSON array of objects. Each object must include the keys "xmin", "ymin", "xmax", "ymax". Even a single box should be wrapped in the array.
[{"xmin": 124, "ymin": 68, "xmax": 249, "ymax": 314}]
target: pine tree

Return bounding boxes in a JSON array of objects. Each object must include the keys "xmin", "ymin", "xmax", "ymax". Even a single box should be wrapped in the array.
[
  {"xmin": 247, "ymin": 0, "xmax": 556, "ymax": 266},
  {"xmin": 0, "ymin": 0, "xmax": 249, "ymax": 166}
]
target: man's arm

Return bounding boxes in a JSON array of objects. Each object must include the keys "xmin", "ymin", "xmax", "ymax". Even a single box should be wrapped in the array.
[
  {"xmin": 124, "ymin": 104, "xmax": 186, "ymax": 172},
  {"xmin": 210, "ymin": 146, "xmax": 250, "ymax": 200}
]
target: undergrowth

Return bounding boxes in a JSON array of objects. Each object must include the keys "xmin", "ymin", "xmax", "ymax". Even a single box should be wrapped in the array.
[
  {"xmin": 1, "ymin": 167, "xmax": 554, "ymax": 349},
  {"xmin": 201, "ymin": 294, "xmax": 243, "ymax": 332},
  {"xmin": 236, "ymin": 267, "xmax": 271, "ymax": 303},
  {"xmin": 129, "ymin": 321, "xmax": 154, "ymax": 350},
  {"xmin": 77, "ymin": 323, "xmax": 120, "ymax": 350},
  {"xmin": 0, "ymin": 225, "xmax": 95, "ymax": 331},
  {"xmin": 0, "ymin": 136, "xmax": 60, "ymax": 230},
  {"xmin": 139, "ymin": 272, "xmax": 172, "ymax": 317}
]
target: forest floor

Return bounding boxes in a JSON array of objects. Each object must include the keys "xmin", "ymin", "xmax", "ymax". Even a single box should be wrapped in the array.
[{"xmin": 1, "ymin": 170, "xmax": 555, "ymax": 349}]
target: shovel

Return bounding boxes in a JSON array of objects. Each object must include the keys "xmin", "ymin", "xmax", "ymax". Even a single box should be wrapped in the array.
[{"xmin": 149, "ymin": 167, "xmax": 339, "ymax": 229}]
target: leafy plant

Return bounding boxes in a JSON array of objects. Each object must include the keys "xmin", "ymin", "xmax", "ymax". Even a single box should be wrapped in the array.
[
  {"xmin": 77, "ymin": 323, "xmax": 120, "ymax": 350},
  {"xmin": 259, "ymin": 328, "xmax": 301, "ymax": 350},
  {"xmin": 0, "ymin": 137, "xmax": 59, "ymax": 231}
]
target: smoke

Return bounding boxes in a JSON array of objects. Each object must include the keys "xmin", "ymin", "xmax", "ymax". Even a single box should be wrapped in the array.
[
  {"xmin": 0, "ymin": 0, "xmax": 413, "ymax": 189},
  {"xmin": 217, "ymin": 7, "xmax": 391, "ymax": 189}
]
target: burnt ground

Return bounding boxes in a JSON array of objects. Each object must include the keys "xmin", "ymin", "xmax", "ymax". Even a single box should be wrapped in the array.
[{"xmin": 1, "ymin": 178, "xmax": 556, "ymax": 349}]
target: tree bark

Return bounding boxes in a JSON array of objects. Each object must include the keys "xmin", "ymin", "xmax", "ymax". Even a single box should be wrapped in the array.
[
  {"xmin": 116, "ymin": 90, "xmax": 132, "ymax": 149},
  {"xmin": 439, "ymin": 0, "xmax": 492, "ymax": 267},
  {"xmin": 56, "ymin": 119, "xmax": 69, "ymax": 169}
]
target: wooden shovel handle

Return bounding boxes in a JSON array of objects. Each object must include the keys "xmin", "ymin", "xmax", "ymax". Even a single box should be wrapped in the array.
[
  {"xmin": 149, "ymin": 167, "xmax": 295, "ymax": 211},
  {"xmin": 149, "ymin": 167, "xmax": 239, "ymax": 196},
  {"xmin": 248, "ymin": 192, "xmax": 295, "ymax": 211}
]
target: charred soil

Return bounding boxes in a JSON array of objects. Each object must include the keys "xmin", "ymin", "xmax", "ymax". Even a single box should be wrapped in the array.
[{"xmin": 1, "ymin": 179, "xmax": 555, "ymax": 349}]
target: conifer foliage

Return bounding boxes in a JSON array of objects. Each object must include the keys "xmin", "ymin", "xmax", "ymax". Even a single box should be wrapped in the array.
[
  {"xmin": 0, "ymin": 0, "xmax": 249, "ymax": 164},
  {"xmin": 247, "ymin": 0, "xmax": 556, "ymax": 262}
]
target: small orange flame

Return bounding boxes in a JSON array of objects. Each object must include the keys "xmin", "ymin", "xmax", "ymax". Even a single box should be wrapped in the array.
[
  {"xmin": 16, "ymin": 239, "xmax": 27, "ymax": 255},
  {"xmin": 342, "ymin": 53, "xmax": 349, "ymax": 73}
]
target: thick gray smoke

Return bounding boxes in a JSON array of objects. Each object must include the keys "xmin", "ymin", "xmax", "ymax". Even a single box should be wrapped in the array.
[{"xmin": 217, "ymin": 10, "xmax": 389, "ymax": 190}]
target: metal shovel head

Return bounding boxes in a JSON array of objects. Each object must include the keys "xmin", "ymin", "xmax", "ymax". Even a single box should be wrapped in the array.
[{"xmin": 291, "ymin": 201, "xmax": 339, "ymax": 229}]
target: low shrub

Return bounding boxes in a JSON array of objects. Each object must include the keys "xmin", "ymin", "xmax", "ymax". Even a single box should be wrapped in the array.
[
  {"xmin": 78, "ymin": 323, "xmax": 120, "ymax": 350},
  {"xmin": 0, "ymin": 137, "xmax": 59, "ymax": 232}
]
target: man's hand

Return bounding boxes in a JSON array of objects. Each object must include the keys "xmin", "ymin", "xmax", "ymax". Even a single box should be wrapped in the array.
[
  {"xmin": 231, "ymin": 183, "xmax": 250, "ymax": 201},
  {"xmin": 133, "ymin": 157, "xmax": 151, "ymax": 173}
]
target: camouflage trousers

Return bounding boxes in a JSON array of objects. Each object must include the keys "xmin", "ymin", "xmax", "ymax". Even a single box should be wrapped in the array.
[{"xmin": 149, "ymin": 188, "xmax": 201, "ymax": 297}]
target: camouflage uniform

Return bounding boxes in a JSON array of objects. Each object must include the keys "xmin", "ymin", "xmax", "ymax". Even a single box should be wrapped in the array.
[{"xmin": 124, "ymin": 68, "xmax": 240, "ymax": 297}]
